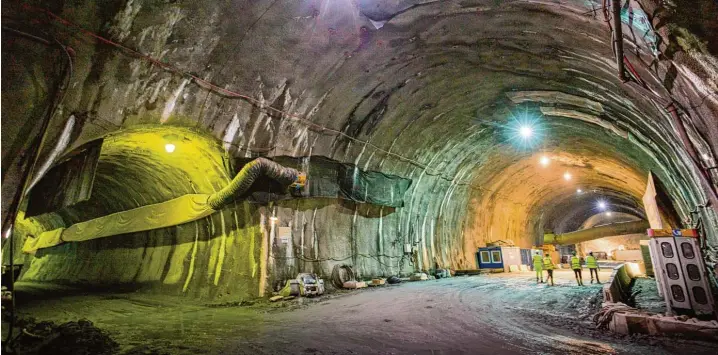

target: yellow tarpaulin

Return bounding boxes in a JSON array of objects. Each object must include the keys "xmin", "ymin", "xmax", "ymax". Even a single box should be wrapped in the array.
[
  {"xmin": 22, "ymin": 228, "xmax": 65, "ymax": 253},
  {"xmin": 23, "ymin": 194, "xmax": 214, "ymax": 253}
]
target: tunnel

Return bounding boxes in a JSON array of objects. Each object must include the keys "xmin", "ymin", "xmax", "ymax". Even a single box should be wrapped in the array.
[{"xmin": 2, "ymin": 0, "xmax": 718, "ymax": 354}]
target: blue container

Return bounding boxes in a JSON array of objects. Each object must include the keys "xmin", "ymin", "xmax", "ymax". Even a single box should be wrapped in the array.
[{"xmin": 477, "ymin": 247, "xmax": 504, "ymax": 269}]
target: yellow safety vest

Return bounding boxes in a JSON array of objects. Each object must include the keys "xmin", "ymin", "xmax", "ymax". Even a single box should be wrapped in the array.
[
  {"xmin": 570, "ymin": 256, "xmax": 581, "ymax": 270},
  {"xmin": 542, "ymin": 256, "xmax": 554, "ymax": 270},
  {"xmin": 532, "ymin": 255, "xmax": 543, "ymax": 270},
  {"xmin": 586, "ymin": 256, "xmax": 598, "ymax": 269}
]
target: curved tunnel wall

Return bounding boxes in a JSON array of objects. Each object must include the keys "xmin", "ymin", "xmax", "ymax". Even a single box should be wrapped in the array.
[{"xmin": 3, "ymin": 0, "xmax": 718, "ymax": 297}]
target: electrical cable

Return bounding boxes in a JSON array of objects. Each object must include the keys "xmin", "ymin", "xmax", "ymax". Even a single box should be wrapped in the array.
[
  {"xmin": 600, "ymin": 2, "xmax": 718, "ymax": 217},
  {"xmin": 16, "ymin": 4, "xmax": 505, "ymax": 194},
  {"xmin": 330, "ymin": 264, "xmax": 354, "ymax": 289},
  {"xmin": 196, "ymin": 0, "xmax": 280, "ymax": 127},
  {"xmin": 0, "ymin": 26, "xmax": 73, "ymax": 350}
]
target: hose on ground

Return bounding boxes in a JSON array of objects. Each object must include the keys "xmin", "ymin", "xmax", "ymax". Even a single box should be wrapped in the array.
[
  {"xmin": 331, "ymin": 264, "xmax": 355, "ymax": 289},
  {"xmin": 207, "ymin": 157, "xmax": 302, "ymax": 209}
]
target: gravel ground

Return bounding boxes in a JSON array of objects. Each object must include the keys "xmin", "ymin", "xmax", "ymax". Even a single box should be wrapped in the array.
[
  {"xmin": 631, "ymin": 277, "xmax": 667, "ymax": 314},
  {"xmin": 7, "ymin": 270, "xmax": 718, "ymax": 354}
]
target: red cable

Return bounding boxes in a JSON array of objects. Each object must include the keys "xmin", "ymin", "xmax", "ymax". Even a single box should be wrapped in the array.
[
  {"xmin": 20, "ymin": 3, "xmax": 331, "ymax": 132},
  {"xmin": 622, "ymin": 55, "xmax": 647, "ymax": 88},
  {"xmin": 18, "ymin": 3, "xmax": 473, "ymax": 180}
]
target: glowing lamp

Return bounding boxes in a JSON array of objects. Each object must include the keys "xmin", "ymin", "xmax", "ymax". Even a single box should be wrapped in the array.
[
  {"xmin": 539, "ymin": 156, "xmax": 550, "ymax": 167},
  {"xmin": 165, "ymin": 143, "xmax": 176, "ymax": 153},
  {"xmin": 519, "ymin": 125, "xmax": 533, "ymax": 138},
  {"xmin": 563, "ymin": 172, "xmax": 572, "ymax": 181}
]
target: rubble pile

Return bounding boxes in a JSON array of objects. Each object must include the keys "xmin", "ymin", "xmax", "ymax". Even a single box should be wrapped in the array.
[{"xmin": 8, "ymin": 318, "xmax": 118, "ymax": 355}]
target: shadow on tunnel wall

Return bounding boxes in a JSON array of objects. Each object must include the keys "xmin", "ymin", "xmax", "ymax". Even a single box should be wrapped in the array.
[{"xmin": 652, "ymin": 173, "xmax": 682, "ymax": 228}]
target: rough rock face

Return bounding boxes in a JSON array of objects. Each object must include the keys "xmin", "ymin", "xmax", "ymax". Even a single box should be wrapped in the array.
[{"xmin": 2, "ymin": 0, "xmax": 717, "ymax": 299}]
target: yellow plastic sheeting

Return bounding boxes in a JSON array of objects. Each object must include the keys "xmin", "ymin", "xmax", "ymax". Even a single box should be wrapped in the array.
[
  {"xmin": 23, "ymin": 228, "xmax": 65, "ymax": 253},
  {"xmin": 23, "ymin": 194, "xmax": 215, "ymax": 253}
]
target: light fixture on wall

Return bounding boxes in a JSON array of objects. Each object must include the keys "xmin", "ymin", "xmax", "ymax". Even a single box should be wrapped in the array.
[
  {"xmin": 270, "ymin": 206, "xmax": 278, "ymax": 224},
  {"xmin": 165, "ymin": 143, "xmax": 176, "ymax": 153},
  {"xmin": 576, "ymin": 188, "xmax": 583, "ymax": 194}
]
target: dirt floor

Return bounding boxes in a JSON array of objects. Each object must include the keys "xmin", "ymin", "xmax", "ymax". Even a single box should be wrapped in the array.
[{"xmin": 5, "ymin": 269, "xmax": 718, "ymax": 354}]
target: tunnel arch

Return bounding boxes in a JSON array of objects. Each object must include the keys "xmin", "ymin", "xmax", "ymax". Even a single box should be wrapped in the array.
[{"xmin": 3, "ymin": 0, "xmax": 717, "ymax": 294}]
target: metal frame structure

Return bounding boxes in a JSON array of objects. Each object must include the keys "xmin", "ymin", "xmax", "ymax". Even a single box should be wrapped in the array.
[{"xmin": 648, "ymin": 229, "xmax": 716, "ymax": 318}]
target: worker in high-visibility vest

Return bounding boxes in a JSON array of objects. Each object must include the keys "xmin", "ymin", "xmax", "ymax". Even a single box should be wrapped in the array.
[
  {"xmin": 542, "ymin": 253, "xmax": 554, "ymax": 286},
  {"xmin": 570, "ymin": 252, "xmax": 584, "ymax": 286},
  {"xmin": 586, "ymin": 251, "xmax": 600, "ymax": 284},
  {"xmin": 532, "ymin": 251, "xmax": 544, "ymax": 283}
]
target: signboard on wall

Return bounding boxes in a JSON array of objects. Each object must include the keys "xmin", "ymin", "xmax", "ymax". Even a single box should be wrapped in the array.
[
  {"xmin": 642, "ymin": 172, "xmax": 663, "ymax": 229},
  {"xmin": 278, "ymin": 227, "xmax": 291, "ymax": 245}
]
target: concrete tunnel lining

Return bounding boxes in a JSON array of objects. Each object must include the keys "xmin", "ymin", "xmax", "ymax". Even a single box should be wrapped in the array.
[{"xmin": 1, "ymin": 0, "xmax": 717, "ymax": 300}]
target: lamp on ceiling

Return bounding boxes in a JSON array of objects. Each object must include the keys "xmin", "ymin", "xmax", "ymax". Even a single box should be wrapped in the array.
[
  {"xmin": 519, "ymin": 125, "xmax": 533, "ymax": 138},
  {"xmin": 539, "ymin": 155, "xmax": 550, "ymax": 167},
  {"xmin": 506, "ymin": 109, "xmax": 543, "ymax": 150}
]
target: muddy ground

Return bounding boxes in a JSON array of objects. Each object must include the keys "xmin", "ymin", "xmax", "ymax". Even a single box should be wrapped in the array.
[{"xmin": 5, "ymin": 270, "xmax": 718, "ymax": 354}]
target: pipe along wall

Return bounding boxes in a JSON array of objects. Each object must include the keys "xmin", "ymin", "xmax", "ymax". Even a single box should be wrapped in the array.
[
  {"xmin": 22, "ymin": 157, "xmax": 304, "ymax": 253},
  {"xmin": 544, "ymin": 220, "xmax": 650, "ymax": 245}
]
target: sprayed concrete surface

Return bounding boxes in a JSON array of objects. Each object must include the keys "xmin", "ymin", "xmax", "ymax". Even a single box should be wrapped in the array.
[{"xmin": 11, "ymin": 270, "xmax": 717, "ymax": 354}]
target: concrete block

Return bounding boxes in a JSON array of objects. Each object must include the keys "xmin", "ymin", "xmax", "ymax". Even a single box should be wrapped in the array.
[
  {"xmin": 508, "ymin": 265, "xmax": 520, "ymax": 272},
  {"xmin": 270, "ymin": 295, "xmax": 284, "ymax": 302},
  {"xmin": 609, "ymin": 311, "xmax": 718, "ymax": 340},
  {"xmin": 519, "ymin": 265, "xmax": 529, "ymax": 272},
  {"xmin": 609, "ymin": 312, "xmax": 629, "ymax": 334},
  {"xmin": 370, "ymin": 278, "xmax": 385, "ymax": 286},
  {"xmin": 343, "ymin": 281, "xmax": 368, "ymax": 289}
]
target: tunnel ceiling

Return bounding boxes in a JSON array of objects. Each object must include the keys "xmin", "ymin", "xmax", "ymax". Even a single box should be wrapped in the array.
[{"xmin": 4, "ymin": 0, "xmax": 718, "ymax": 257}]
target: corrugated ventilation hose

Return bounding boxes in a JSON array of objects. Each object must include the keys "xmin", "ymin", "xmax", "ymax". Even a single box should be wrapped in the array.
[{"xmin": 207, "ymin": 158, "xmax": 300, "ymax": 209}]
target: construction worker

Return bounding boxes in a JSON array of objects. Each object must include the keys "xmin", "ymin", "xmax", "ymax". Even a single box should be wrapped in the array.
[
  {"xmin": 542, "ymin": 253, "xmax": 554, "ymax": 286},
  {"xmin": 532, "ymin": 251, "xmax": 544, "ymax": 283},
  {"xmin": 570, "ymin": 252, "xmax": 584, "ymax": 286},
  {"xmin": 586, "ymin": 251, "xmax": 600, "ymax": 284}
]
